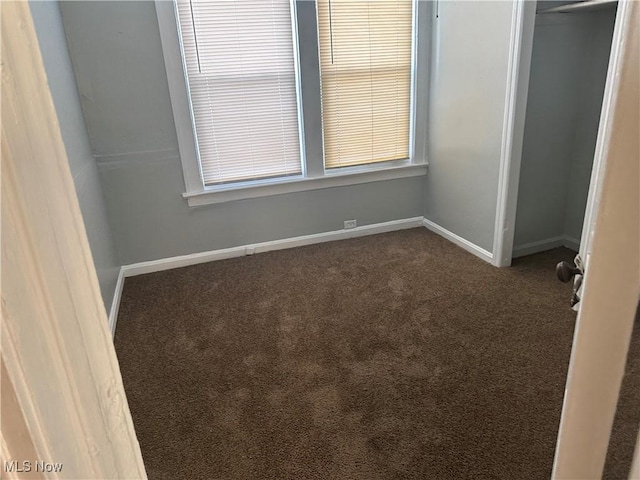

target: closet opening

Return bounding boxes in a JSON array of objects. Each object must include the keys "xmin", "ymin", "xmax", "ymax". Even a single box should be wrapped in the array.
[{"xmin": 511, "ymin": 0, "xmax": 618, "ymax": 260}]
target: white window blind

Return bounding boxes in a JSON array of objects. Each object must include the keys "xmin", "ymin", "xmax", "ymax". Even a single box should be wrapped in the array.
[
  {"xmin": 317, "ymin": 0, "xmax": 413, "ymax": 169},
  {"xmin": 175, "ymin": 0, "xmax": 302, "ymax": 185}
]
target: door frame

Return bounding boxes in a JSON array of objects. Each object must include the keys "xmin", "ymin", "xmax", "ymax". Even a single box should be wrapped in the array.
[
  {"xmin": 492, "ymin": 0, "xmax": 536, "ymax": 268},
  {"xmin": 492, "ymin": 0, "xmax": 628, "ymax": 269}
]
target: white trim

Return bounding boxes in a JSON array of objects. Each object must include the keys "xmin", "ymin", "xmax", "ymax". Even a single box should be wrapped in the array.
[
  {"xmin": 121, "ymin": 217, "xmax": 425, "ymax": 277},
  {"xmin": 408, "ymin": 0, "xmax": 419, "ymax": 162},
  {"xmin": 413, "ymin": 0, "xmax": 432, "ymax": 165},
  {"xmin": 289, "ymin": 0, "xmax": 307, "ymax": 179},
  {"xmin": 513, "ymin": 235, "xmax": 580, "ymax": 258},
  {"xmin": 185, "ymin": 164, "xmax": 427, "ymax": 206},
  {"xmin": 109, "ymin": 215, "xmax": 499, "ymax": 336},
  {"xmin": 108, "ymin": 219, "xmax": 580, "ymax": 336},
  {"xmin": 156, "ymin": 0, "xmax": 430, "ymax": 204},
  {"xmin": 108, "ymin": 267, "xmax": 126, "ymax": 338},
  {"xmin": 155, "ymin": 0, "xmax": 203, "ymax": 194},
  {"xmin": 298, "ymin": 0, "xmax": 325, "ymax": 178},
  {"xmin": 422, "ymin": 218, "xmax": 494, "ymax": 263},
  {"xmin": 492, "ymin": 0, "xmax": 534, "ymax": 268}
]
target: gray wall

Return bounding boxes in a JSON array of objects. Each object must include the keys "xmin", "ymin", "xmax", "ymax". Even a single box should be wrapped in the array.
[
  {"xmin": 563, "ymin": 8, "xmax": 616, "ymax": 241},
  {"xmin": 423, "ymin": 1, "xmax": 516, "ymax": 253},
  {"xmin": 30, "ymin": 0, "xmax": 120, "ymax": 310},
  {"xmin": 514, "ymin": 8, "xmax": 616, "ymax": 248},
  {"xmin": 59, "ymin": 0, "xmax": 425, "ymax": 265}
]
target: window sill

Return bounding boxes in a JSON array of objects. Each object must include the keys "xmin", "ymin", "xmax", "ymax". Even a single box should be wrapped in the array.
[{"xmin": 183, "ymin": 163, "xmax": 428, "ymax": 206}]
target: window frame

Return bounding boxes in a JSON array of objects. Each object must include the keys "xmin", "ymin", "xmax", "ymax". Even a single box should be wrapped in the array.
[{"xmin": 156, "ymin": 0, "xmax": 429, "ymax": 206}]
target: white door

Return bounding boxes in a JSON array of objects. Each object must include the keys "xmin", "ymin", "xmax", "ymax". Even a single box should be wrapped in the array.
[
  {"xmin": 552, "ymin": 1, "xmax": 639, "ymax": 477},
  {"xmin": 1, "ymin": 2, "xmax": 147, "ymax": 477}
]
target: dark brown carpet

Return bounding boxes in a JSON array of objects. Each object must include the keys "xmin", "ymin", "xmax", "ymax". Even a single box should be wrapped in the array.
[{"xmin": 115, "ymin": 228, "xmax": 578, "ymax": 479}]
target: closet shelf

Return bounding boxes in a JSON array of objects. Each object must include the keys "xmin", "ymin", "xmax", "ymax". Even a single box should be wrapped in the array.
[{"xmin": 538, "ymin": 0, "xmax": 617, "ymax": 14}]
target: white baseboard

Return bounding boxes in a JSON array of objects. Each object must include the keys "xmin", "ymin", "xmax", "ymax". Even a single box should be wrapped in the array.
[
  {"xmin": 108, "ymin": 267, "xmax": 125, "ymax": 337},
  {"xmin": 513, "ymin": 235, "xmax": 580, "ymax": 258},
  {"xmin": 109, "ymin": 217, "xmax": 422, "ymax": 336},
  {"xmin": 111, "ymin": 215, "xmax": 498, "ymax": 336},
  {"xmin": 121, "ymin": 217, "xmax": 425, "ymax": 278},
  {"xmin": 422, "ymin": 218, "xmax": 494, "ymax": 263},
  {"xmin": 106, "ymin": 218, "xmax": 583, "ymax": 338},
  {"xmin": 111, "ymin": 216, "xmax": 581, "ymax": 338}
]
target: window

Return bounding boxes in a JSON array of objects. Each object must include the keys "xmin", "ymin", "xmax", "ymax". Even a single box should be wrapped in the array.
[
  {"xmin": 157, "ymin": 0, "xmax": 426, "ymax": 205},
  {"xmin": 175, "ymin": 0, "xmax": 302, "ymax": 185},
  {"xmin": 318, "ymin": 1, "xmax": 413, "ymax": 168}
]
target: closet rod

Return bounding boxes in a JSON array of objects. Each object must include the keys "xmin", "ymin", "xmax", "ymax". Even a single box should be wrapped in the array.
[{"xmin": 538, "ymin": 0, "xmax": 617, "ymax": 14}]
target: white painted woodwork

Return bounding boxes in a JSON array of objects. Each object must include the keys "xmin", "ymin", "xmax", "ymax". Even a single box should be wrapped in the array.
[
  {"xmin": 120, "ymin": 216, "xmax": 426, "ymax": 278},
  {"xmin": 108, "ymin": 216, "xmax": 493, "ymax": 337},
  {"xmin": 0, "ymin": 2, "xmax": 147, "ymax": 478},
  {"xmin": 492, "ymin": 0, "xmax": 536, "ymax": 267},
  {"xmin": 422, "ymin": 218, "xmax": 494, "ymax": 263},
  {"xmin": 552, "ymin": 1, "xmax": 639, "ymax": 477}
]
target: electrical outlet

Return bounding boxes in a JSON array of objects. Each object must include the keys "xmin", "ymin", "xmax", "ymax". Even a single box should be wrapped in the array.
[{"xmin": 344, "ymin": 219, "xmax": 357, "ymax": 229}]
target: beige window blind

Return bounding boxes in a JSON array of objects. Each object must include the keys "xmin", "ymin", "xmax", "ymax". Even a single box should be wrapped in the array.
[
  {"xmin": 317, "ymin": 0, "xmax": 413, "ymax": 169},
  {"xmin": 175, "ymin": 0, "xmax": 302, "ymax": 185}
]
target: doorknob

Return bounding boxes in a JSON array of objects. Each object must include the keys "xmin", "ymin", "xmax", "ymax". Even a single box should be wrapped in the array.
[
  {"xmin": 556, "ymin": 261, "xmax": 582, "ymax": 283},
  {"xmin": 556, "ymin": 256, "xmax": 585, "ymax": 308}
]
